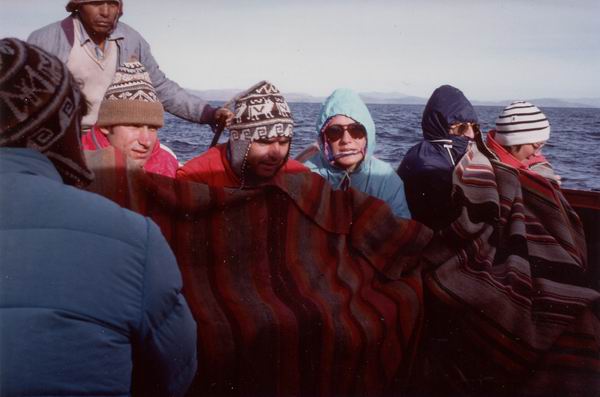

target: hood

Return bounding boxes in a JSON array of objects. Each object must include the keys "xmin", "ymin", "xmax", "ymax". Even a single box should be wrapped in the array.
[
  {"xmin": 316, "ymin": 89, "xmax": 376, "ymax": 158},
  {"xmin": 421, "ymin": 85, "xmax": 478, "ymax": 141}
]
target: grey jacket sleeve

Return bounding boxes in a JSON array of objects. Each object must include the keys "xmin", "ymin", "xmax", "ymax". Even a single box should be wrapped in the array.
[
  {"xmin": 136, "ymin": 34, "xmax": 216, "ymax": 125},
  {"xmin": 132, "ymin": 219, "xmax": 197, "ymax": 397}
]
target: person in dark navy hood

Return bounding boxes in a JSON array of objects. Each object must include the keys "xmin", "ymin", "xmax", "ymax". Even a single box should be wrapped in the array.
[{"xmin": 397, "ymin": 85, "xmax": 479, "ymax": 230}]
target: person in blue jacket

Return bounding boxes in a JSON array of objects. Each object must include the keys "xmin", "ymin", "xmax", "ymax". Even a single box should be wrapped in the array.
[
  {"xmin": 302, "ymin": 88, "xmax": 411, "ymax": 218},
  {"xmin": 397, "ymin": 85, "xmax": 479, "ymax": 230},
  {"xmin": 0, "ymin": 38, "xmax": 197, "ymax": 397}
]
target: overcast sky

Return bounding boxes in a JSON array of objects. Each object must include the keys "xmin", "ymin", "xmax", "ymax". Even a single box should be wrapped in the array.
[{"xmin": 1, "ymin": 0, "xmax": 599, "ymax": 101}]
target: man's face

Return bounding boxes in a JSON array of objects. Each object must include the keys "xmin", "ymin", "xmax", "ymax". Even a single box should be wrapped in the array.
[
  {"xmin": 78, "ymin": 1, "xmax": 120, "ymax": 38},
  {"xmin": 101, "ymin": 125, "xmax": 158, "ymax": 168},
  {"xmin": 245, "ymin": 136, "xmax": 291, "ymax": 179}
]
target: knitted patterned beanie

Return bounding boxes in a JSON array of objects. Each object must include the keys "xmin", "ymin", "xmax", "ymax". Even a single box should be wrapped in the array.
[
  {"xmin": 0, "ymin": 38, "xmax": 93, "ymax": 186},
  {"xmin": 229, "ymin": 81, "xmax": 293, "ymax": 142},
  {"xmin": 494, "ymin": 101, "xmax": 550, "ymax": 146},
  {"xmin": 96, "ymin": 62, "xmax": 164, "ymax": 128}
]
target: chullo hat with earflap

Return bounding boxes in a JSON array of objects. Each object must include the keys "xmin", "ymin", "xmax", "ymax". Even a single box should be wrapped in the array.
[{"xmin": 227, "ymin": 81, "xmax": 294, "ymax": 186}]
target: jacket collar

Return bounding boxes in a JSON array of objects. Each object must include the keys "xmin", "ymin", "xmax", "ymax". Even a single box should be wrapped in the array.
[
  {"xmin": 0, "ymin": 148, "xmax": 63, "ymax": 183},
  {"xmin": 63, "ymin": 15, "xmax": 125, "ymax": 46}
]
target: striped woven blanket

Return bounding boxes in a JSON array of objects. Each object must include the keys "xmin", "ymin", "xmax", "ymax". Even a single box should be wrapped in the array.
[
  {"xmin": 85, "ymin": 149, "xmax": 433, "ymax": 397},
  {"xmin": 421, "ymin": 139, "xmax": 600, "ymax": 396}
]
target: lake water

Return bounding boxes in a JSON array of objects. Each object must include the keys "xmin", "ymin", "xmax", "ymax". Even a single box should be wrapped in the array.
[{"xmin": 161, "ymin": 103, "xmax": 600, "ymax": 191}]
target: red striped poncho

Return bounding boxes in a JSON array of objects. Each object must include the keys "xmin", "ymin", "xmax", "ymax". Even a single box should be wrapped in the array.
[
  {"xmin": 421, "ymin": 137, "xmax": 600, "ymax": 396},
  {"xmin": 84, "ymin": 148, "xmax": 433, "ymax": 396}
]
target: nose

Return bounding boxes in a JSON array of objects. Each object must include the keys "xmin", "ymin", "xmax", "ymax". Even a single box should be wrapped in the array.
[
  {"xmin": 464, "ymin": 125, "xmax": 475, "ymax": 139},
  {"xmin": 137, "ymin": 126, "xmax": 153, "ymax": 147},
  {"xmin": 98, "ymin": 3, "xmax": 109, "ymax": 16},
  {"xmin": 268, "ymin": 142, "xmax": 287, "ymax": 159},
  {"xmin": 339, "ymin": 129, "xmax": 353, "ymax": 144}
]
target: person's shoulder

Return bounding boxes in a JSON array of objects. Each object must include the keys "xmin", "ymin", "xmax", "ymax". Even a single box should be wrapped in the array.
[
  {"xmin": 28, "ymin": 19, "xmax": 63, "ymax": 42},
  {"xmin": 186, "ymin": 145, "xmax": 223, "ymax": 165},
  {"xmin": 284, "ymin": 159, "xmax": 311, "ymax": 174},
  {"xmin": 114, "ymin": 20, "xmax": 145, "ymax": 41},
  {"xmin": 65, "ymin": 183, "xmax": 150, "ymax": 239},
  {"xmin": 302, "ymin": 151, "xmax": 328, "ymax": 172},
  {"xmin": 369, "ymin": 156, "xmax": 396, "ymax": 174},
  {"xmin": 177, "ymin": 145, "xmax": 224, "ymax": 181}
]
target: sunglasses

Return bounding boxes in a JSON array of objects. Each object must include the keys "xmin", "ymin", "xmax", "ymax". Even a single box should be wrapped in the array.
[
  {"xmin": 449, "ymin": 122, "xmax": 480, "ymax": 136},
  {"xmin": 323, "ymin": 123, "xmax": 367, "ymax": 142}
]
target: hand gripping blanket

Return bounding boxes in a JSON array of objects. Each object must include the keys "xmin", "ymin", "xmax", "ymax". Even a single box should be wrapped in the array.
[
  {"xmin": 422, "ymin": 140, "xmax": 600, "ymax": 396},
  {"xmin": 84, "ymin": 148, "xmax": 433, "ymax": 397}
]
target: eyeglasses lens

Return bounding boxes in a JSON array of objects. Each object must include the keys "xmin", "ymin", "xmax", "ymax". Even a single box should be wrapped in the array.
[
  {"xmin": 324, "ymin": 123, "xmax": 366, "ymax": 142},
  {"xmin": 456, "ymin": 123, "xmax": 479, "ymax": 135}
]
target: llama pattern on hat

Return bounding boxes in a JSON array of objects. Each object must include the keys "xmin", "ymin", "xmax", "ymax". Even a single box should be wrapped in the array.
[{"xmin": 229, "ymin": 81, "xmax": 294, "ymax": 142}]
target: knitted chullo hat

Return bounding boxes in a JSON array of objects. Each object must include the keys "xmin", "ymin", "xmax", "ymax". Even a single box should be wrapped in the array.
[
  {"xmin": 0, "ymin": 38, "xmax": 94, "ymax": 187},
  {"xmin": 96, "ymin": 62, "xmax": 164, "ymax": 128},
  {"xmin": 227, "ymin": 81, "xmax": 294, "ymax": 185},
  {"xmin": 66, "ymin": 0, "xmax": 122, "ymax": 13},
  {"xmin": 229, "ymin": 80, "xmax": 293, "ymax": 142},
  {"xmin": 494, "ymin": 101, "xmax": 550, "ymax": 146}
]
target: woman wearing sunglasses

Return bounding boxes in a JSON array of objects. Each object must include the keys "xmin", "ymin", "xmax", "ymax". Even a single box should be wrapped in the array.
[
  {"xmin": 397, "ymin": 85, "xmax": 478, "ymax": 231},
  {"xmin": 302, "ymin": 88, "xmax": 411, "ymax": 219}
]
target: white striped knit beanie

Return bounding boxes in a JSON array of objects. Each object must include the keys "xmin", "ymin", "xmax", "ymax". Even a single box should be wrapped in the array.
[
  {"xmin": 96, "ymin": 62, "xmax": 164, "ymax": 128},
  {"xmin": 494, "ymin": 101, "xmax": 550, "ymax": 146}
]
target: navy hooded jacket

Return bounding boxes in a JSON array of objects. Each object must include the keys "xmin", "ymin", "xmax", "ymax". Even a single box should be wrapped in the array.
[{"xmin": 397, "ymin": 85, "xmax": 477, "ymax": 230}]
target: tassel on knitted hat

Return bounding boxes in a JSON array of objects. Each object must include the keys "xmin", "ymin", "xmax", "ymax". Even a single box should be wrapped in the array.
[
  {"xmin": 494, "ymin": 101, "xmax": 550, "ymax": 146},
  {"xmin": 96, "ymin": 62, "xmax": 164, "ymax": 128}
]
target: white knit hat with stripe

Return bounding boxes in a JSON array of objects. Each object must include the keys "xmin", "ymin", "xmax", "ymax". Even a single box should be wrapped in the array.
[{"xmin": 494, "ymin": 101, "xmax": 550, "ymax": 146}]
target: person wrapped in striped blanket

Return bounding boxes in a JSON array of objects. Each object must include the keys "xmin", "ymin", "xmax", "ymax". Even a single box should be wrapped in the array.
[{"xmin": 418, "ymin": 104, "xmax": 599, "ymax": 396}]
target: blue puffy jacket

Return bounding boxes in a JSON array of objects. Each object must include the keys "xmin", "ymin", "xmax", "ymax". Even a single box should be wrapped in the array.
[
  {"xmin": 303, "ymin": 89, "xmax": 411, "ymax": 218},
  {"xmin": 397, "ymin": 85, "xmax": 477, "ymax": 230},
  {"xmin": 0, "ymin": 148, "xmax": 197, "ymax": 397}
]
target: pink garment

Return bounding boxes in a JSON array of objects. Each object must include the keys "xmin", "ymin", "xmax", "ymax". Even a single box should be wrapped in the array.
[
  {"xmin": 82, "ymin": 126, "xmax": 178, "ymax": 178},
  {"xmin": 486, "ymin": 130, "xmax": 561, "ymax": 186}
]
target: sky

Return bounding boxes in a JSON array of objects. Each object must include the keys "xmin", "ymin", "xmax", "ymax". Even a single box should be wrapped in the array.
[{"xmin": 1, "ymin": 0, "xmax": 599, "ymax": 101}]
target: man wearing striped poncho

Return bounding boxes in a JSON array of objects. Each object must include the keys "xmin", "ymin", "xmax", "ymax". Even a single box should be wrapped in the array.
[
  {"xmin": 85, "ymin": 148, "xmax": 432, "ymax": 396},
  {"xmin": 85, "ymin": 81, "xmax": 433, "ymax": 396}
]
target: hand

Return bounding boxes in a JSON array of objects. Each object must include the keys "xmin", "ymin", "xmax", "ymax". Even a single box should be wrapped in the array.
[{"xmin": 214, "ymin": 107, "xmax": 234, "ymax": 128}]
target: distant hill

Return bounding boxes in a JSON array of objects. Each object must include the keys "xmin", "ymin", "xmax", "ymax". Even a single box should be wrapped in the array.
[
  {"xmin": 473, "ymin": 98, "xmax": 599, "ymax": 109},
  {"xmin": 187, "ymin": 88, "xmax": 600, "ymax": 108}
]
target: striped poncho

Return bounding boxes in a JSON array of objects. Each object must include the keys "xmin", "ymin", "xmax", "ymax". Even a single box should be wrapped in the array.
[
  {"xmin": 421, "ymin": 138, "xmax": 600, "ymax": 396},
  {"xmin": 84, "ymin": 149, "xmax": 433, "ymax": 397}
]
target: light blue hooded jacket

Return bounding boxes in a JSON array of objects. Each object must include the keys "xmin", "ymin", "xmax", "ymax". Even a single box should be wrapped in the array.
[{"xmin": 303, "ymin": 89, "xmax": 411, "ymax": 218}]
